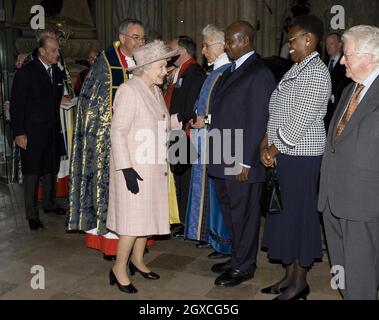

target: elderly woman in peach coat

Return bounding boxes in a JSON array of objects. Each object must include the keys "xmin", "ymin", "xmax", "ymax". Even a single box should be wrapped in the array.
[{"xmin": 106, "ymin": 40, "xmax": 197, "ymax": 294}]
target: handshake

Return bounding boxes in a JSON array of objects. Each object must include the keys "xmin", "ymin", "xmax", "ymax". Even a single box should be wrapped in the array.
[
  {"xmin": 177, "ymin": 111, "xmax": 207, "ymax": 129},
  {"xmin": 177, "ymin": 111, "xmax": 197, "ymax": 124}
]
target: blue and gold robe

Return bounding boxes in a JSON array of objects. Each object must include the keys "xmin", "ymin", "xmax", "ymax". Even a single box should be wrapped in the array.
[
  {"xmin": 185, "ymin": 61, "xmax": 232, "ymax": 254},
  {"xmin": 67, "ymin": 42, "xmax": 128, "ymax": 235}
]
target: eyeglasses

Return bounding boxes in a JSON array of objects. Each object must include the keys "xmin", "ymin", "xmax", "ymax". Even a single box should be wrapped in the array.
[
  {"xmin": 202, "ymin": 42, "xmax": 223, "ymax": 49},
  {"xmin": 121, "ymin": 33, "xmax": 147, "ymax": 42},
  {"xmin": 343, "ymin": 52, "xmax": 371, "ymax": 61},
  {"xmin": 287, "ymin": 33, "xmax": 308, "ymax": 44}
]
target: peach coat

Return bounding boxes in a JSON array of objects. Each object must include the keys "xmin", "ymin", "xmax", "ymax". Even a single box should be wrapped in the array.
[{"xmin": 106, "ymin": 76, "xmax": 181, "ymax": 236}]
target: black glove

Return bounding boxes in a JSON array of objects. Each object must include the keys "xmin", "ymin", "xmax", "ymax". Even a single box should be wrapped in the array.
[
  {"xmin": 177, "ymin": 111, "xmax": 197, "ymax": 123},
  {"xmin": 122, "ymin": 168, "xmax": 143, "ymax": 194}
]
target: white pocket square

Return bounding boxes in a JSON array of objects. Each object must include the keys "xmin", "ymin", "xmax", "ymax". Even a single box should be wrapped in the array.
[{"xmin": 58, "ymin": 83, "xmax": 63, "ymax": 86}]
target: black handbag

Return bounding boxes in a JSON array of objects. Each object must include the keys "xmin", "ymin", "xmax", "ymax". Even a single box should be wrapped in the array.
[{"xmin": 261, "ymin": 166, "xmax": 283, "ymax": 214}]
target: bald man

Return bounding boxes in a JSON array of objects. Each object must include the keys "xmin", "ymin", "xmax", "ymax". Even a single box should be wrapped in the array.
[{"xmin": 207, "ymin": 21, "xmax": 276, "ymax": 287}]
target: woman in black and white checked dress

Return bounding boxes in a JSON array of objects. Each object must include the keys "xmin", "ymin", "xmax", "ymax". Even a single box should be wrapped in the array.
[{"xmin": 259, "ymin": 15, "xmax": 331, "ymax": 300}]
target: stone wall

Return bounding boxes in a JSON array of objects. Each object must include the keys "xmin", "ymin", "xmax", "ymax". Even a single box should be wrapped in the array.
[{"xmin": 162, "ymin": 0, "xmax": 293, "ymax": 58}]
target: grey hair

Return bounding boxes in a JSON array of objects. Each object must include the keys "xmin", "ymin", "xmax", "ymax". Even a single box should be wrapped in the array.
[
  {"xmin": 132, "ymin": 63, "xmax": 152, "ymax": 76},
  {"xmin": 118, "ymin": 19, "xmax": 144, "ymax": 34},
  {"xmin": 342, "ymin": 25, "xmax": 379, "ymax": 64},
  {"xmin": 35, "ymin": 26, "xmax": 58, "ymax": 42},
  {"xmin": 202, "ymin": 24, "xmax": 225, "ymax": 44}
]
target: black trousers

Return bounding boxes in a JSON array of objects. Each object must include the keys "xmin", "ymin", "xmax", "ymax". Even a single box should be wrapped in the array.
[
  {"xmin": 174, "ymin": 166, "xmax": 192, "ymax": 224},
  {"xmin": 215, "ymin": 179, "xmax": 263, "ymax": 271},
  {"xmin": 23, "ymin": 173, "xmax": 57, "ymax": 220}
]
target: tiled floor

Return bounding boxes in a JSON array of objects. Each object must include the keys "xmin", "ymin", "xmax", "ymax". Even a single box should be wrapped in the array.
[{"xmin": 0, "ymin": 182, "xmax": 341, "ymax": 300}]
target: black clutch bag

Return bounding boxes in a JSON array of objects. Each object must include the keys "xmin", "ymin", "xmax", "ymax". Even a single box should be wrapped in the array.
[{"xmin": 261, "ymin": 166, "xmax": 283, "ymax": 214}]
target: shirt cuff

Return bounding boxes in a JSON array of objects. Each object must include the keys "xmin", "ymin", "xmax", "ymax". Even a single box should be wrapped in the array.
[
  {"xmin": 239, "ymin": 163, "xmax": 251, "ymax": 169},
  {"xmin": 205, "ymin": 114, "xmax": 211, "ymax": 126},
  {"xmin": 277, "ymin": 128, "xmax": 296, "ymax": 149}
]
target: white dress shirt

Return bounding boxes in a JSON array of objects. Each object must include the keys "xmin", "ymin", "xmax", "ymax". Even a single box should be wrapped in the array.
[{"xmin": 233, "ymin": 51, "xmax": 255, "ymax": 71}]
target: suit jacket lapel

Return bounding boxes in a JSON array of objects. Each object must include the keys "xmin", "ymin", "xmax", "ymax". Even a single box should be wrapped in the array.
[
  {"xmin": 215, "ymin": 53, "xmax": 256, "ymax": 97},
  {"xmin": 336, "ymin": 76, "xmax": 379, "ymax": 141},
  {"xmin": 332, "ymin": 77, "xmax": 379, "ymax": 143},
  {"xmin": 330, "ymin": 83, "xmax": 354, "ymax": 145},
  {"xmin": 36, "ymin": 59, "xmax": 53, "ymax": 87}
]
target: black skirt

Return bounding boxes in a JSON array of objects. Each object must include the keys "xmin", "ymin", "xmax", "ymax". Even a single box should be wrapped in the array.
[{"xmin": 262, "ymin": 154, "xmax": 323, "ymax": 268}]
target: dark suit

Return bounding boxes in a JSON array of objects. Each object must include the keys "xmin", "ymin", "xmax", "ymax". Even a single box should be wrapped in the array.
[
  {"xmin": 324, "ymin": 56, "xmax": 351, "ymax": 131},
  {"xmin": 11, "ymin": 58, "xmax": 64, "ymax": 220},
  {"xmin": 319, "ymin": 75, "xmax": 379, "ymax": 299},
  {"xmin": 208, "ymin": 53, "xmax": 276, "ymax": 271},
  {"xmin": 169, "ymin": 63, "xmax": 206, "ymax": 223}
]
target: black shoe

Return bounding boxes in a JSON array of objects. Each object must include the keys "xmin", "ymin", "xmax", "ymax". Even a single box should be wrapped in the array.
[
  {"xmin": 129, "ymin": 262, "xmax": 160, "ymax": 280},
  {"xmin": 211, "ymin": 259, "xmax": 232, "ymax": 273},
  {"xmin": 215, "ymin": 267, "xmax": 256, "ymax": 287},
  {"xmin": 171, "ymin": 224, "xmax": 184, "ymax": 237},
  {"xmin": 273, "ymin": 285, "xmax": 310, "ymax": 300},
  {"xmin": 103, "ymin": 254, "xmax": 117, "ymax": 261},
  {"xmin": 109, "ymin": 269, "xmax": 138, "ymax": 294},
  {"xmin": 28, "ymin": 219, "xmax": 40, "ymax": 231},
  {"xmin": 261, "ymin": 284, "xmax": 289, "ymax": 295},
  {"xmin": 208, "ymin": 251, "xmax": 230, "ymax": 260},
  {"xmin": 173, "ymin": 230, "xmax": 184, "ymax": 238},
  {"xmin": 44, "ymin": 207, "xmax": 66, "ymax": 215},
  {"xmin": 196, "ymin": 242, "xmax": 212, "ymax": 249}
]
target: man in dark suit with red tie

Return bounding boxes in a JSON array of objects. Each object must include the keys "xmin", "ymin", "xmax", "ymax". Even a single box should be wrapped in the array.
[
  {"xmin": 11, "ymin": 36, "xmax": 66, "ymax": 230},
  {"xmin": 207, "ymin": 21, "xmax": 276, "ymax": 287},
  {"xmin": 324, "ymin": 33, "xmax": 351, "ymax": 131}
]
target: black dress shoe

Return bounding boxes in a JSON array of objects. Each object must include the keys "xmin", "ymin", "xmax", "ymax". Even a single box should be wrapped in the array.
[
  {"xmin": 44, "ymin": 207, "xmax": 66, "ymax": 215},
  {"xmin": 196, "ymin": 242, "xmax": 212, "ymax": 249},
  {"xmin": 261, "ymin": 284, "xmax": 288, "ymax": 295},
  {"xmin": 109, "ymin": 269, "xmax": 138, "ymax": 294},
  {"xmin": 103, "ymin": 254, "xmax": 117, "ymax": 261},
  {"xmin": 28, "ymin": 219, "xmax": 40, "ymax": 231},
  {"xmin": 173, "ymin": 230, "xmax": 184, "ymax": 238},
  {"xmin": 215, "ymin": 267, "xmax": 256, "ymax": 287},
  {"xmin": 211, "ymin": 259, "xmax": 232, "ymax": 274},
  {"xmin": 208, "ymin": 251, "xmax": 230, "ymax": 260},
  {"xmin": 129, "ymin": 262, "xmax": 160, "ymax": 280},
  {"xmin": 171, "ymin": 224, "xmax": 184, "ymax": 237},
  {"xmin": 273, "ymin": 285, "xmax": 310, "ymax": 300}
]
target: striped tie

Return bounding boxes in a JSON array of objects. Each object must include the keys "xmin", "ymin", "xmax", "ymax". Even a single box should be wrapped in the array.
[{"xmin": 336, "ymin": 83, "xmax": 365, "ymax": 139}]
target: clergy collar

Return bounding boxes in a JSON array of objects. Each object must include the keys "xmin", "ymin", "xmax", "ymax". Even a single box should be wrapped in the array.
[{"xmin": 212, "ymin": 52, "xmax": 230, "ymax": 70}]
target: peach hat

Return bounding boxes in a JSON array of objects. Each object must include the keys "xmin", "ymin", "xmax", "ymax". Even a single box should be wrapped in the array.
[{"xmin": 127, "ymin": 40, "xmax": 179, "ymax": 72}]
